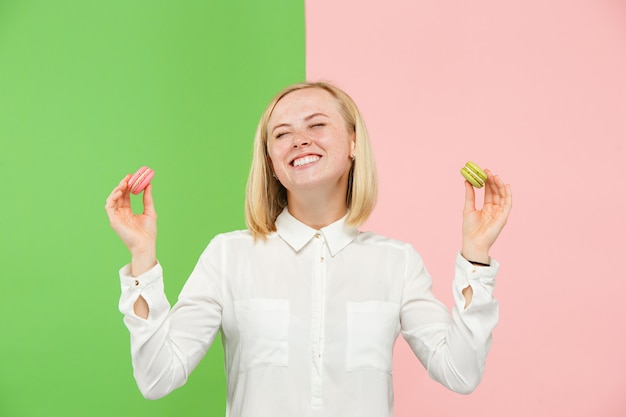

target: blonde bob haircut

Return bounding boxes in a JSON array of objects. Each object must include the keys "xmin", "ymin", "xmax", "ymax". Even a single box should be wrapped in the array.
[{"xmin": 245, "ymin": 82, "xmax": 378, "ymax": 239}]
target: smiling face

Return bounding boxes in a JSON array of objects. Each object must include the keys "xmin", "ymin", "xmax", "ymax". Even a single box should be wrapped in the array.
[{"xmin": 266, "ymin": 87, "xmax": 356, "ymax": 201}]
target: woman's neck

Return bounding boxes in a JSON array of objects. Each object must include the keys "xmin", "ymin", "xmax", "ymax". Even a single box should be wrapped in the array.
[{"xmin": 287, "ymin": 190, "xmax": 348, "ymax": 230}]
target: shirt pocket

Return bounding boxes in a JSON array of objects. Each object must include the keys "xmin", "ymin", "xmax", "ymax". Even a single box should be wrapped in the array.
[
  {"xmin": 346, "ymin": 301, "xmax": 400, "ymax": 373},
  {"xmin": 234, "ymin": 298, "xmax": 289, "ymax": 372}
]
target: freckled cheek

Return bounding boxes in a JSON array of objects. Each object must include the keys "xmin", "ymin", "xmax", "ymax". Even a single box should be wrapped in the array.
[{"xmin": 267, "ymin": 146, "xmax": 288, "ymax": 173}]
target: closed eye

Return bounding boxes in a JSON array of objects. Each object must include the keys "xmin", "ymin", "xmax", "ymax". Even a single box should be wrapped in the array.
[
  {"xmin": 310, "ymin": 123, "xmax": 326, "ymax": 128},
  {"xmin": 275, "ymin": 131, "xmax": 290, "ymax": 139}
]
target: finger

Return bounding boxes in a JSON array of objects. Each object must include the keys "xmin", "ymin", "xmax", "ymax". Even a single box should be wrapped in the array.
[
  {"xmin": 489, "ymin": 174, "xmax": 513, "ymax": 226},
  {"xmin": 483, "ymin": 170, "xmax": 499, "ymax": 206},
  {"xmin": 463, "ymin": 180, "xmax": 476, "ymax": 215},
  {"xmin": 120, "ymin": 177, "xmax": 132, "ymax": 210},
  {"xmin": 105, "ymin": 174, "xmax": 131, "ymax": 211},
  {"xmin": 112, "ymin": 174, "xmax": 133, "ymax": 211},
  {"xmin": 502, "ymin": 183, "xmax": 513, "ymax": 218},
  {"xmin": 142, "ymin": 183, "xmax": 157, "ymax": 217},
  {"xmin": 105, "ymin": 175, "xmax": 130, "ymax": 201},
  {"xmin": 492, "ymin": 174, "xmax": 509, "ymax": 208},
  {"xmin": 105, "ymin": 190, "xmax": 123, "ymax": 220}
]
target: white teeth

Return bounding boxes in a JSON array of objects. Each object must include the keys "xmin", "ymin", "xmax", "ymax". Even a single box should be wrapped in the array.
[{"xmin": 293, "ymin": 155, "xmax": 320, "ymax": 167}]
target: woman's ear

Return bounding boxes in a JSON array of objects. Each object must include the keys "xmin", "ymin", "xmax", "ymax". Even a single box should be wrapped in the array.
[{"xmin": 349, "ymin": 131, "xmax": 356, "ymax": 158}]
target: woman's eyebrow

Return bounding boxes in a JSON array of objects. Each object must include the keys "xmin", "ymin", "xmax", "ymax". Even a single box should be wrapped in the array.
[
  {"xmin": 271, "ymin": 113, "xmax": 330, "ymax": 133},
  {"xmin": 271, "ymin": 122, "xmax": 290, "ymax": 133},
  {"xmin": 305, "ymin": 112, "xmax": 329, "ymax": 121}
]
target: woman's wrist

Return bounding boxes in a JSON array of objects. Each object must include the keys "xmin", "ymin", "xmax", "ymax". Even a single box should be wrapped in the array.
[
  {"xmin": 130, "ymin": 246, "xmax": 157, "ymax": 277},
  {"xmin": 461, "ymin": 246, "xmax": 490, "ymax": 266},
  {"xmin": 131, "ymin": 257, "xmax": 157, "ymax": 277}
]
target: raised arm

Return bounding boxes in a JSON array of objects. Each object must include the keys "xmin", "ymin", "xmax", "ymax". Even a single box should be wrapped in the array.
[
  {"xmin": 105, "ymin": 174, "xmax": 158, "ymax": 318},
  {"xmin": 460, "ymin": 169, "xmax": 512, "ymax": 306}
]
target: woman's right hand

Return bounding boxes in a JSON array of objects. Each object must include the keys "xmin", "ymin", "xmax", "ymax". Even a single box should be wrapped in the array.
[{"xmin": 105, "ymin": 174, "xmax": 157, "ymax": 276}]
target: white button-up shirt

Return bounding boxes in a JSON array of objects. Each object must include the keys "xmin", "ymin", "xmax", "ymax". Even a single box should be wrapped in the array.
[{"xmin": 119, "ymin": 209, "xmax": 499, "ymax": 417}]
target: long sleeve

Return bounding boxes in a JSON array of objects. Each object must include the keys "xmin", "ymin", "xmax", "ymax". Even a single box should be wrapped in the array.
[
  {"xmin": 118, "ymin": 241, "xmax": 224, "ymax": 399},
  {"xmin": 400, "ymin": 251, "xmax": 499, "ymax": 394}
]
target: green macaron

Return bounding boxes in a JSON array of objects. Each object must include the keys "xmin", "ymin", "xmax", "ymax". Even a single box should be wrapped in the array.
[{"xmin": 460, "ymin": 161, "xmax": 487, "ymax": 188}]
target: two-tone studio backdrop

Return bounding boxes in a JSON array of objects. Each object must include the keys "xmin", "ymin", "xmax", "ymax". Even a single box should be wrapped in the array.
[{"xmin": 1, "ymin": 1, "xmax": 624, "ymax": 416}]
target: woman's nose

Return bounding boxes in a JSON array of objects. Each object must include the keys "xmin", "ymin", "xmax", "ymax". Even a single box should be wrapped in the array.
[{"xmin": 292, "ymin": 133, "xmax": 310, "ymax": 148}]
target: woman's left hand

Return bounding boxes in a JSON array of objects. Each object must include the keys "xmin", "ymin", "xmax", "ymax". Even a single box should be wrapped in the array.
[{"xmin": 461, "ymin": 169, "xmax": 513, "ymax": 263}]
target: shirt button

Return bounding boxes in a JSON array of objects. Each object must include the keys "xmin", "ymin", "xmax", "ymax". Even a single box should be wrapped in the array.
[
  {"xmin": 315, "ymin": 233, "xmax": 321, "ymax": 239},
  {"xmin": 320, "ymin": 256, "xmax": 325, "ymax": 262},
  {"xmin": 134, "ymin": 279, "xmax": 140, "ymax": 286}
]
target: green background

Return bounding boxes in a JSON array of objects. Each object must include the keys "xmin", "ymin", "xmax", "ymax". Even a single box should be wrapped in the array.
[{"xmin": 0, "ymin": 1, "xmax": 304, "ymax": 415}]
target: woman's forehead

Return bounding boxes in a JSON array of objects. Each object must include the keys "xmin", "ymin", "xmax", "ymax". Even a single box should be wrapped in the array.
[{"xmin": 269, "ymin": 88, "xmax": 340, "ymax": 123}]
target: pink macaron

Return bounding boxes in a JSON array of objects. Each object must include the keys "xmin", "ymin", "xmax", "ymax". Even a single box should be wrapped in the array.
[{"xmin": 128, "ymin": 166, "xmax": 155, "ymax": 195}]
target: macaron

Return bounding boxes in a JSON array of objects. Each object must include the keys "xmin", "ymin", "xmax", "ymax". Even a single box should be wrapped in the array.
[
  {"xmin": 460, "ymin": 161, "xmax": 487, "ymax": 188},
  {"xmin": 128, "ymin": 166, "xmax": 155, "ymax": 195}
]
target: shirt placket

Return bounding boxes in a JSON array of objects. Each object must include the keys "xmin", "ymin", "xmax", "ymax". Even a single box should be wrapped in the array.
[{"xmin": 310, "ymin": 232, "xmax": 327, "ymax": 409}]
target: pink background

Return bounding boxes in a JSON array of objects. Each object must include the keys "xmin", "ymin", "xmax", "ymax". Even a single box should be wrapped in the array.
[{"xmin": 306, "ymin": 1, "xmax": 626, "ymax": 416}]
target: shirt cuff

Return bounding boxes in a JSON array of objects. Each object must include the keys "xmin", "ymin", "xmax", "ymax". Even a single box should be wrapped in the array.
[
  {"xmin": 119, "ymin": 262, "xmax": 163, "ymax": 290},
  {"xmin": 118, "ymin": 262, "xmax": 164, "ymax": 321},
  {"xmin": 453, "ymin": 252, "xmax": 499, "ymax": 310}
]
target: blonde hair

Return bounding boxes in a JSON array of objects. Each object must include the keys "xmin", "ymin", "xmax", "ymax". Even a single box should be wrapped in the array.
[{"xmin": 245, "ymin": 82, "xmax": 378, "ymax": 239}]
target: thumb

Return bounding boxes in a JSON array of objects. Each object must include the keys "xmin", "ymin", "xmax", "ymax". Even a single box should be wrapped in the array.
[
  {"xmin": 463, "ymin": 181, "xmax": 476, "ymax": 215},
  {"xmin": 143, "ymin": 184, "xmax": 157, "ymax": 217}
]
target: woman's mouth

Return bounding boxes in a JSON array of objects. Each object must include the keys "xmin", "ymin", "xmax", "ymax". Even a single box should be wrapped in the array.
[{"xmin": 292, "ymin": 155, "xmax": 320, "ymax": 167}]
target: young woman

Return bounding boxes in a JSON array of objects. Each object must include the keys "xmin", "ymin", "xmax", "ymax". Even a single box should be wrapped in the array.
[{"xmin": 105, "ymin": 82, "xmax": 512, "ymax": 417}]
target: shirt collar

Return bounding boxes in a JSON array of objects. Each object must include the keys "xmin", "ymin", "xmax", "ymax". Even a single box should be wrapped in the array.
[{"xmin": 275, "ymin": 207, "xmax": 359, "ymax": 257}]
